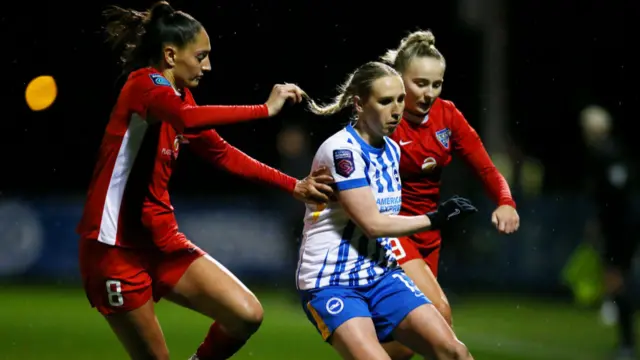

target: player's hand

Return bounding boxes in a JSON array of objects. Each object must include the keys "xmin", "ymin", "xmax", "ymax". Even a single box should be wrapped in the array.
[
  {"xmin": 293, "ymin": 166, "xmax": 335, "ymax": 205},
  {"xmin": 427, "ymin": 195, "xmax": 478, "ymax": 230},
  {"xmin": 491, "ymin": 205, "xmax": 519, "ymax": 234},
  {"xmin": 265, "ymin": 83, "xmax": 304, "ymax": 117}
]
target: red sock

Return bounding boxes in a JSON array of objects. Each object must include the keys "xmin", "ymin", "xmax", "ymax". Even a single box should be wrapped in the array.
[{"xmin": 196, "ymin": 322, "xmax": 247, "ymax": 360}]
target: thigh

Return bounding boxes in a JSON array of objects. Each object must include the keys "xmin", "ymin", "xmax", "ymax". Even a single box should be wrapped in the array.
[
  {"xmin": 422, "ymin": 245, "xmax": 441, "ymax": 278},
  {"xmin": 400, "ymin": 257, "xmax": 451, "ymax": 325},
  {"xmin": 162, "ymin": 251, "xmax": 263, "ymax": 336},
  {"xmin": 79, "ymin": 240, "xmax": 168, "ymax": 359},
  {"xmin": 368, "ymin": 270, "xmax": 431, "ymax": 342},
  {"xmin": 302, "ymin": 287, "xmax": 371, "ymax": 342},
  {"xmin": 149, "ymin": 236, "xmax": 204, "ymax": 303},
  {"xmin": 79, "ymin": 239, "xmax": 154, "ymax": 315},
  {"xmin": 105, "ymin": 299, "xmax": 169, "ymax": 360},
  {"xmin": 393, "ymin": 305, "xmax": 470, "ymax": 359},
  {"xmin": 332, "ymin": 317, "xmax": 392, "ymax": 360}
]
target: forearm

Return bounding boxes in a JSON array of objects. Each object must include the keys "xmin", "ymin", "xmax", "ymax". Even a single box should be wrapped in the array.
[
  {"xmin": 146, "ymin": 88, "xmax": 269, "ymax": 131},
  {"xmin": 451, "ymin": 109, "xmax": 515, "ymax": 208},
  {"xmin": 180, "ymin": 104, "xmax": 269, "ymax": 130},
  {"xmin": 187, "ymin": 129, "xmax": 297, "ymax": 194},
  {"xmin": 214, "ymin": 146, "xmax": 297, "ymax": 194},
  {"xmin": 364, "ymin": 214, "xmax": 432, "ymax": 238},
  {"xmin": 461, "ymin": 147, "xmax": 515, "ymax": 207},
  {"xmin": 486, "ymin": 172, "xmax": 516, "ymax": 207}
]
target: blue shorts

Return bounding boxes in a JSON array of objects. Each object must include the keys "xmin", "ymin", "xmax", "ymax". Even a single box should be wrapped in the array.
[{"xmin": 300, "ymin": 269, "xmax": 430, "ymax": 343}]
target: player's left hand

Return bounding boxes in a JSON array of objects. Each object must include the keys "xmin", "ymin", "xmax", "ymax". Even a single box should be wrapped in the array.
[
  {"xmin": 491, "ymin": 205, "xmax": 519, "ymax": 234},
  {"xmin": 293, "ymin": 166, "xmax": 334, "ymax": 205}
]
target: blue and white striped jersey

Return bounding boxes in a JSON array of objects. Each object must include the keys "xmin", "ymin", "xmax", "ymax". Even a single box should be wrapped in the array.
[{"xmin": 296, "ymin": 124, "xmax": 403, "ymax": 291}]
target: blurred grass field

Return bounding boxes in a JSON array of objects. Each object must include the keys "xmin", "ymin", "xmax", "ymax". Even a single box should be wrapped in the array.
[{"xmin": 0, "ymin": 285, "xmax": 632, "ymax": 359}]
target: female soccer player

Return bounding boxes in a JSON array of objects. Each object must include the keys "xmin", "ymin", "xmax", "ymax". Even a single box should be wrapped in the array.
[
  {"xmin": 299, "ymin": 61, "xmax": 477, "ymax": 360},
  {"xmin": 382, "ymin": 29, "xmax": 520, "ymax": 327},
  {"xmin": 77, "ymin": 2, "xmax": 334, "ymax": 359}
]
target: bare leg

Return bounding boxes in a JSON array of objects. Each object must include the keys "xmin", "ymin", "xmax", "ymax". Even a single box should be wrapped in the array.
[
  {"xmin": 105, "ymin": 299, "xmax": 170, "ymax": 360},
  {"xmin": 393, "ymin": 304, "xmax": 472, "ymax": 360},
  {"xmin": 384, "ymin": 258, "xmax": 453, "ymax": 360},
  {"xmin": 166, "ymin": 255, "xmax": 263, "ymax": 359},
  {"xmin": 381, "ymin": 341, "xmax": 415, "ymax": 360},
  {"xmin": 401, "ymin": 258, "xmax": 452, "ymax": 326},
  {"xmin": 331, "ymin": 317, "xmax": 392, "ymax": 360}
]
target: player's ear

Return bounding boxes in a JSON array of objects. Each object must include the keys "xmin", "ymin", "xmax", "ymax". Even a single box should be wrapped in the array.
[
  {"xmin": 353, "ymin": 96, "xmax": 363, "ymax": 114},
  {"xmin": 163, "ymin": 45, "xmax": 178, "ymax": 67}
]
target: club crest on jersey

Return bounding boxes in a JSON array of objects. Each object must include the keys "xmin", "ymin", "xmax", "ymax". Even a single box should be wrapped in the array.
[
  {"xmin": 172, "ymin": 135, "xmax": 185, "ymax": 159},
  {"xmin": 149, "ymin": 73, "xmax": 172, "ymax": 87},
  {"xmin": 435, "ymin": 128, "xmax": 451, "ymax": 149},
  {"xmin": 421, "ymin": 157, "xmax": 437, "ymax": 172},
  {"xmin": 333, "ymin": 149, "xmax": 355, "ymax": 178}
]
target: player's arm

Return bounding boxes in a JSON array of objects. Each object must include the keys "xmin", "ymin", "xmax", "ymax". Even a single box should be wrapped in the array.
[
  {"xmin": 141, "ymin": 79, "xmax": 301, "ymax": 132},
  {"xmin": 450, "ymin": 106, "xmax": 516, "ymax": 208},
  {"xmin": 327, "ymin": 146, "xmax": 475, "ymax": 238},
  {"xmin": 340, "ymin": 187, "xmax": 432, "ymax": 238},
  {"xmin": 185, "ymin": 130, "xmax": 332, "ymax": 202},
  {"xmin": 143, "ymin": 85, "xmax": 269, "ymax": 132}
]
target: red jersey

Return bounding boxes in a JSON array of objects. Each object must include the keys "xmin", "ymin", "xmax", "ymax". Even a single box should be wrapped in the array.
[
  {"xmin": 77, "ymin": 68, "xmax": 296, "ymax": 250},
  {"xmin": 390, "ymin": 98, "xmax": 515, "ymax": 247}
]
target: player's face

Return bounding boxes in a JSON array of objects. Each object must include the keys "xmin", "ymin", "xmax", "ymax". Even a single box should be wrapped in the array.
[
  {"xmin": 172, "ymin": 28, "xmax": 212, "ymax": 88},
  {"xmin": 358, "ymin": 75, "xmax": 405, "ymax": 137},
  {"xmin": 402, "ymin": 56, "xmax": 445, "ymax": 116}
]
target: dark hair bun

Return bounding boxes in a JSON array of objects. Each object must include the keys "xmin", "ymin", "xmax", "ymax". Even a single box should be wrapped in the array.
[{"xmin": 149, "ymin": 1, "xmax": 174, "ymax": 22}]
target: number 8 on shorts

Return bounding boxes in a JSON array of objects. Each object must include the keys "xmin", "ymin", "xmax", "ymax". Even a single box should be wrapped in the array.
[{"xmin": 106, "ymin": 280, "xmax": 124, "ymax": 307}]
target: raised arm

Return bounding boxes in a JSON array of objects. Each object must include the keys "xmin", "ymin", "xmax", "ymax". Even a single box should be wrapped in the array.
[{"xmin": 140, "ymin": 76, "xmax": 303, "ymax": 132}]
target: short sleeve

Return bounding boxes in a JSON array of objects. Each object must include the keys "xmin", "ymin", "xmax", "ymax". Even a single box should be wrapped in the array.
[{"xmin": 316, "ymin": 141, "xmax": 369, "ymax": 191}]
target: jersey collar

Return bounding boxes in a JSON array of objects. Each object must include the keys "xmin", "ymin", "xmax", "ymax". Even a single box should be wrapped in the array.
[{"xmin": 346, "ymin": 124, "xmax": 386, "ymax": 155}]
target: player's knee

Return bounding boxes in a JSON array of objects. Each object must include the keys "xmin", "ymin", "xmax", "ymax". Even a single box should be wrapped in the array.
[
  {"xmin": 435, "ymin": 340, "xmax": 470, "ymax": 360},
  {"xmin": 241, "ymin": 298, "xmax": 264, "ymax": 333},
  {"xmin": 231, "ymin": 295, "xmax": 264, "ymax": 337}
]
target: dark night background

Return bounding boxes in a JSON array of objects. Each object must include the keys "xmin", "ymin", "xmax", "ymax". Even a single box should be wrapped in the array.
[
  {"xmin": 0, "ymin": 1, "xmax": 638, "ymax": 358},
  {"xmin": 1, "ymin": 0, "xmax": 634, "ymax": 196}
]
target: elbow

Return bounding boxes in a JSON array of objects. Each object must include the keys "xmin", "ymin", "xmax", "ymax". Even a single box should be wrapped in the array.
[
  {"xmin": 176, "ymin": 106, "xmax": 196, "ymax": 130},
  {"xmin": 178, "ymin": 116, "xmax": 192, "ymax": 130},
  {"xmin": 361, "ymin": 217, "xmax": 387, "ymax": 239}
]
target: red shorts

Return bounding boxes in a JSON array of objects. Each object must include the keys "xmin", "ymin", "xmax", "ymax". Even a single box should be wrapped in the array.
[
  {"xmin": 390, "ymin": 236, "xmax": 442, "ymax": 277},
  {"xmin": 79, "ymin": 235, "xmax": 205, "ymax": 316}
]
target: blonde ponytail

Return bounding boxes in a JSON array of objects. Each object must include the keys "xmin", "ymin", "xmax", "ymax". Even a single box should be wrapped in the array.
[
  {"xmin": 380, "ymin": 29, "xmax": 445, "ymax": 72},
  {"xmin": 305, "ymin": 62, "xmax": 398, "ymax": 117}
]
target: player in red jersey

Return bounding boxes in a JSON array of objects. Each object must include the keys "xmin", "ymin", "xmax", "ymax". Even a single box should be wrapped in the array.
[
  {"xmin": 378, "ymin": 30, "xmax": 521, "ymax": 359},
  {"xmin": 77, "ymin": 2, "xmax": 334, "ymax": 359}
]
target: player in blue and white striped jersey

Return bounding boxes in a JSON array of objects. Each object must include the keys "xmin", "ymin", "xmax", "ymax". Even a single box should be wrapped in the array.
[
  {"xmin": 297, "ymin": 61, "xmax": 477, "ymax": 360},
  {"xmin": 296, "ymin": 124, "xmax": 404, "ymax": 290}
]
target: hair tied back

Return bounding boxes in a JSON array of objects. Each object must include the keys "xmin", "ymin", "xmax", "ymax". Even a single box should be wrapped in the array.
[{"xmin": 149, "ymin": 1, "xmax": 175, "ymax": 22}]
